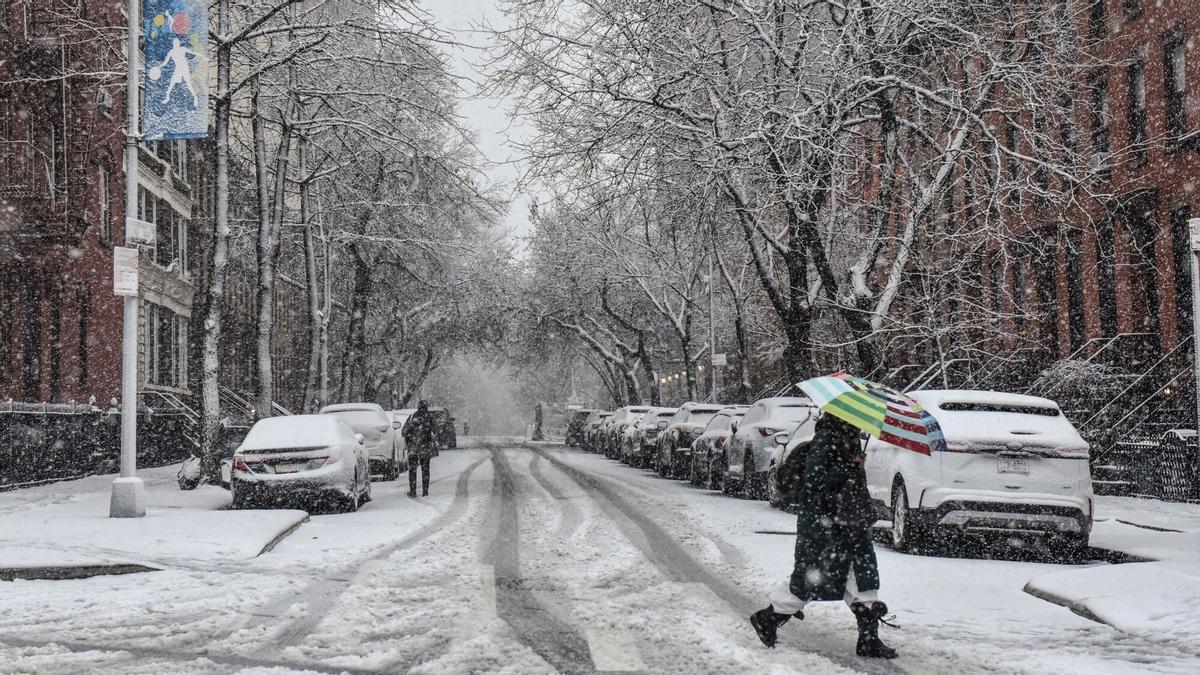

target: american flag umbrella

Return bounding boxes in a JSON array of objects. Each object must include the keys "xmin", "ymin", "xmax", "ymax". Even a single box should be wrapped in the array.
[{"xmin": 798, "ymin": 373, "xmax": 947, "ymax": 455}]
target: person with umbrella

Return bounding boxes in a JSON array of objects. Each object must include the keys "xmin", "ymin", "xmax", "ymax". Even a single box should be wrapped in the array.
[{"xmin": 749, "ymin": 373, "xmax": 944, "ymax": 659}]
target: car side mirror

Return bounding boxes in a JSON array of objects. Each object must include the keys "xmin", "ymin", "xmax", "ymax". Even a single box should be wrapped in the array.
[
  {"xmin": 375, "ymin": 423, "xmax": 390, "ymax": 433},
  {"xmin": 393, "ymin": 421, "xmax": 403, "ymax": 429},
  {"xmin": 730, "ymin": 423, "xmax": 738, "ymax": 434},
  {"xmin": 774, "ymin": 432, "xmax": 789, "ymax": 446},
  {"xmin": 657, "ymin": 420, "xmax": 668, "ymax": 429},
  {"xmin": 354, "ymin": 433, "xmax": 365, "ymax": 445}
]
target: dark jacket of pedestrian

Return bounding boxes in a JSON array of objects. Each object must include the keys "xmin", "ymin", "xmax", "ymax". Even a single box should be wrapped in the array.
[
  {"xmin": 789, "ymin": 413, "xmax": 879, "ymax": 602},
  {"xmin": 404, "ymin": 403, "xmax": 438, "ymax": 459}
]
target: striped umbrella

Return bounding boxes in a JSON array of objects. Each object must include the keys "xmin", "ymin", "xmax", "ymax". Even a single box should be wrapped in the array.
[{"xmin": 798, "ymin": 373, "xmax": 946, "ymax": 455}]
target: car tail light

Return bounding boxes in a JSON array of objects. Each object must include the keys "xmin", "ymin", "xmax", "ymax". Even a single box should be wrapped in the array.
[
  {"xmin": 303, "ymin": 456, "xmax": 330, "ymax": 471},
  {"xmin": 716, "ymin": 437, "xmax": 726, "ymax": 447},
  {"xmin": 758, "ymin": 427, "xmax": 781, "ymax": 437},
  {"xmin": 234, "ymin": 456, "xmax": 250, "ymax": 472}
]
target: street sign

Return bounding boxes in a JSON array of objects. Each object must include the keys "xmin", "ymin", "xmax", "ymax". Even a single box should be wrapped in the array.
[
  {"xmin": 126, "ymin": 217, "xmax": 156, "ymax": 246},
  {"xmin": 113, "ymin": 246, "xmax": 139, "ymax": 296},
  {"xmin": 1190, "ymin": 218, "xmax": 1200, "ymax": 252},
  {"xmin": 711, "ymin": 352, "xmax": 728, "ymax": 367}
]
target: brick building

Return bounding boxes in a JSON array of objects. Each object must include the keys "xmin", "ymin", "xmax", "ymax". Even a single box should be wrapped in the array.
[{"xmin": 0, "ymin": 0, "xmax": 125, "ymax": 405}]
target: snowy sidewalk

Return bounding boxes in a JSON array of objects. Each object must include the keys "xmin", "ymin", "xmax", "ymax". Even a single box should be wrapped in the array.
[
  {"xmin": 1025, "ymin": 495, "xmax": 1200, "ymax": 638},
  {"xmin": 0, "ymin": 466, "xmax": 307, "ymax": 579}
]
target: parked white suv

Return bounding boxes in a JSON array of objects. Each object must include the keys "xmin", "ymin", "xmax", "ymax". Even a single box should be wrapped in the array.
[
  {"xmin": 864, "ymin": 390, "xmax": 1093, "ymax": 556},
  {"xmin": 319, "ymin": 403, "xmax": 402, "ymax": 481},
  {"xmin": 722, "ymin": 397, "xmax": 817, "ymax": 498}
]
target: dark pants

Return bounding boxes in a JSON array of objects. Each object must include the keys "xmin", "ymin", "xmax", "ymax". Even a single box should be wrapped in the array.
[{"xmin": 409, "ymin": 456, "xmax": 431, "ymax": 494}]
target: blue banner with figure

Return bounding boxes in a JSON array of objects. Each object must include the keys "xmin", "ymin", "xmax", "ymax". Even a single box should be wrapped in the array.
[{"xmin": 142, "ymin": 0, "xmax": 209, "ymax": 140}]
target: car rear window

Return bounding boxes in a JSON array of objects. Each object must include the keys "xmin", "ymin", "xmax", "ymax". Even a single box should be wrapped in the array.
[
  {"xmin": 689, "ymin": 411, "xmax": 718, "ymax": 426},
  {"xmin": 327, "ymin": 410, "xmax": 387, "ymax": 429},
  {"xmin": 776, "ymin": 405, "xmax": 816, "ymax": 423},
  {"xmin": 939, "ymin": 402, "xmax": 1060, "ymax": 417}
]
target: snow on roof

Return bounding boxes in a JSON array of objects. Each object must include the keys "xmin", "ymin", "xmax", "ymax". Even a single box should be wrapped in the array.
[
  {"xmin": 239, "ymin": 415, "xmax": 354, "ymax": 451},
  {"xmin": 909, "ymin": 389, "xmax": 1060, "ymax": 411},
  {"xmin": 320, "ymin": 402, "xmax": 387, "ymax": 414},
  {"xmin": 760, "ymin": 396, "xmax": 816, "ymax": 408}
]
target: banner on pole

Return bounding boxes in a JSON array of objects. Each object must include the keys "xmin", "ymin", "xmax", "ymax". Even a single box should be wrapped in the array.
[{"xmin": 142, "ymin": 0, "xmax": 209, "ymax": 140}]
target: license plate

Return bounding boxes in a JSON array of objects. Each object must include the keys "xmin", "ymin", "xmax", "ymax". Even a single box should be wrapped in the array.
[
  {"xmin": 275, "ymin": 463, "xmax": 301, "ymax": 474},
  {"xmin": 998, "ymin": 457, "xmax": 1029, "ymax": 474}
]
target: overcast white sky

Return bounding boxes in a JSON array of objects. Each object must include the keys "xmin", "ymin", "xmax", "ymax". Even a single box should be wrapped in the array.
[{"xmin": 423, "ymin": 0, "xmax": 535, "ymax": 241}]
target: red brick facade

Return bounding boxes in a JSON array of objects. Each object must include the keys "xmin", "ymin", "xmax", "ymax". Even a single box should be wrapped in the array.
[{"xmin": 1, "ymin": 0, "xmax": 126, "ymax": 403}]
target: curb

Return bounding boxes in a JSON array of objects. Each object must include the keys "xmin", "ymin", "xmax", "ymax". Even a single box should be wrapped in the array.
[
  {"xmin": 256, "ymin": 514, "xmax": 310, "ymax": 557},
  {"xmin": 0, "ymin": 563, "xmax": 161, "ymax": 581},
  {"xmin": 1022, "ymin": 582, "xmax": 1108, "ymax": 627}
]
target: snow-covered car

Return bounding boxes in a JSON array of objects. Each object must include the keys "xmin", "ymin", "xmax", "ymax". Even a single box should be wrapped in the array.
[
  {"xmin": 615, "ymin": 411, "xmax": 650, "ymax": 464},
  {"xmin": 603, "ymin": 406, "xmax": 652, "ymax": 459},
  {"xmin": 230, "ymin": 414, "xmax": 371, "ymax": 512},
  {"xmin": 864, "ymin": 390, "xmax": 1094, "ymax": 555},
  {"xmin": 386, "ymin": 409, "xmax": 414, "ymax": 472},
  {"xmin": 689, "ymin": 406, "xmax": 748, "ymax": 488},
  {"xmin": 319, "ymin": 403, "xmax": 402, "ymax": 480},
  {"xmin": 721, "ymin": 397, "xmax": 817, "ymax": 498},
  {"xmin": 566, "ymin": 409, "xmax": 600, "ymax": 446},
  {"xmin": 582, "ymin": 411, "xmax": 612, "ymax": 452},
  {"xmin": 655, "ymin": 403, "xmax": 725, "ymax": 479},
  {"xmin": 622, "ymin": 407, "xmax": 676, "ymax": 468}
]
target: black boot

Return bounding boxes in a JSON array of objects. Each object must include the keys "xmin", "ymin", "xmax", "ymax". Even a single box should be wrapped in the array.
[
  {"xmin": 749, "ymin": 605, "xmax": 802, "ymax": 648},
  {"xmin": 851, "ymin": 601, "xmax": 897, "ymax": 659}
]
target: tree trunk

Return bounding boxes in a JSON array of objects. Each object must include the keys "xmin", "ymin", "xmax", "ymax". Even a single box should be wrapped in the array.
[
  {"xmin": 200, "ymin": 0, "xmax": 231, "ymax": 483},
  {"xmin": 300, "ymin": 144, "xmax": 320, "ymax": 412},
  {"xmin": 318, "ymin": 220, "xmax": 331, "ymax": 408},
  {"xmin": 733, "ymin": 300, "xmax": 752, "ymax": 404},
  {"xmin": 344, "ymin": 244, "xmax": 372, "ymax": 400},
  {"xmin": 398, "ymin": 348, "xmax": 438, "ymax": 407}
]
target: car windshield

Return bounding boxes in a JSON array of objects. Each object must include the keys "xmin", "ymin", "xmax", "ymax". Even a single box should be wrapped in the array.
[
  {"xmin": 689, "ymin": 411, "xmax": 718, "ymax": 427},
  {"xmin": 240, "ymin": 416, "xmax": 346, "ymax": 450}
]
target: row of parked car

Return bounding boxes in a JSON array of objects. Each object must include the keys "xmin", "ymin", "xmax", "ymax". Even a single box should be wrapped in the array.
[
  {"xmin": 568, "ymin": 389, "xmax": 1095, "ymax": 557},
  {"xmin": 181, "ymin": 402, "xmax": 457, "ymax": 513}
]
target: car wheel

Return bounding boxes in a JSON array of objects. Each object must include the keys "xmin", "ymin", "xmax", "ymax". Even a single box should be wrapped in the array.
[
  {"xmin": 742, "ymin": 453, "xmax": 763, "ymax": 500},
  {"xmin": 688, "ymin": 453, "xmax": 701, "ymax": 485},
  {"xmin": 230, "ymin": 478, "xmax": 251, "ymax": 509},
  {"xmin": 767, "ymin": 463, "xmax": 784, "ymax": 509},
  {"xmin": 708, "ymin": 455, "xmax": 723, "ymax": 491},
  {"xmin": 721, "ymin": 456, "xmax": 740, "ymax": 496},
  {"xmin": 361, "ymin": 476, "xmax": 373, "ymax": 504},
  {"xmin": 892, "ymin": 482, "xmax": 923, "ymax": 552},
  {"xmin": 657, "ymin": 445, "xmax": 670, "ymax": 477}
]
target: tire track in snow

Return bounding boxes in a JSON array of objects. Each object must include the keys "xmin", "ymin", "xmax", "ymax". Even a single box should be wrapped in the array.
[
  {"xmin": 537, "ymin": 448, "xmax": 908, "ymax": 675},
  {"xmin": 529, "ymin": 451, "xmax": 584, "ymax": 540},
  {"xmin": 487, "ymin": 447, "xmax": 596, "ymax": 674},
  {"xmin": 249, "ymin": 456, "xmax": 488, "ymax": 650}
]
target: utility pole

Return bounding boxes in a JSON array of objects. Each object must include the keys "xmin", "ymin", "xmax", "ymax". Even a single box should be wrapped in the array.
[
  {"xmin": 1188, "ymin": 219, "xmax": 1200, "ymax": 439},
  {"xmin": 110, "ymin": 0, "xmax": 144, "ymax": 518}
]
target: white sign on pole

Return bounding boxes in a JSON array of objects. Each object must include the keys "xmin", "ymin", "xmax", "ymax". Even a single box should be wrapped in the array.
[
  {"xmin": 711, "ymin": 352, "xmax": 728, "ymax": 367},
  {"xmin": 125, "ymin": 217, "xmax": 156, "ymax": 246},
  {"xmin": 1189, "ymin": 217, "xmax": 1200, "ymax": 252},
  {"xmin": 113, "ymin": 246, "xmax": 139, "ymax": 296}
]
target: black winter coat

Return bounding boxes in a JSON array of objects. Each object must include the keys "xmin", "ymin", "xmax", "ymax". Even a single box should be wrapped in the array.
[
  {"xmin": 788, "ymin": 414, "xmax": 881, "ymax": 602},
  {"xmin": 404, "ymin": 408, "xmax": 438, "ymax": 459}
]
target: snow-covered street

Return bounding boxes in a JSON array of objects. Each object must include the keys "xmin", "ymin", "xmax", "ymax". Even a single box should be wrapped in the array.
[{"xmin": 2, "ymin": 443, "xmax": 1197, "ymax": 674}]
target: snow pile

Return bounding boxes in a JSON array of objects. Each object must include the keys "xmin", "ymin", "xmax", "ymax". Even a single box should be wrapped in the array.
[
  {"xmin": 0, "ymin": 470, "xmax": 307, "ymax": 570},
  {"xmin": 1026, "ymin": 562, "xmax": 1200, "ymax": 640}
]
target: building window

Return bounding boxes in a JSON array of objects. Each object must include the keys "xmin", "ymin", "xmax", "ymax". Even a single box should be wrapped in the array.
[
  {"xmin": 1125, "ymin": 197, "xmax": 1159, "ymax": 349},
  {"xmin": 1170, "ymin": 206, "xmax": 1193, "ymax": 343},
  {"xmin": 49, "ymin": 287, "xmax": 61, "ymax": 402},
  {"xmin": 1165, "ymin": 38, "xmax": 1187, "ymax": 140},
  {"xmin": 1088, "ymin": 0, "xmax": 1106, "ymax": 41},
  {"xmin": 1067, "ymin": 235, "xmax": 1086, "ymax": 352},
  {"xmin": 1006, "ymin": 122, "xmax": 1021, "ymax": 210},
  {"xmin": 1033, "ymin": 111, "xmax": 1049, "ymax": 197},
  {"xmin": 146, "ymin": 304, "xmax": 187, "ymax": 389},
  {"xmin": 0, "ymin": 281, "xmax": 10, "ymax": 388},
  {"xmin": 1127, "ymin": 59, "xmax": 1148, "ymax": 159},
  {"xmin": 1097, "ymin": 219, "xmax": 1118, "ymax": 338},
  {"xmin": 77, "ymin": 291, "xmax": 89, "ymax": 391},
  {"xmin": 22, "ymin": 275, "xmax": 40, "ymax": 400},
  {"xmin": 1123, "ymin": 0, "xmax": 1142, "ymax": 21},
  {"xmin": 1090, "ymin": 75, "xmax": 1111, "ymax": 175},
  {"xmin": 98, "ymin": 164, "xmax": 111, "ymax": 242}
]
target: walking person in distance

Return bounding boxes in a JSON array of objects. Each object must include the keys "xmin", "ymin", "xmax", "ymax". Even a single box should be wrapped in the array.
[{"xmin": 403, "ymin": 400, "xmax": 437, "ymax": 497}]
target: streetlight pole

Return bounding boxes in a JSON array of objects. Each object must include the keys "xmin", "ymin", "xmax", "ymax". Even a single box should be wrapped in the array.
[
  {"xmin": 1188, "ymin": 219, "xmax": 1200, "ymax": 440},
  {"xmin": 708, "ymin": 249, "xmax": 717, "ymax": 401},
  {"xmin": 110, "ymin": 0, "xmax": 144, "ymax": 518}
]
